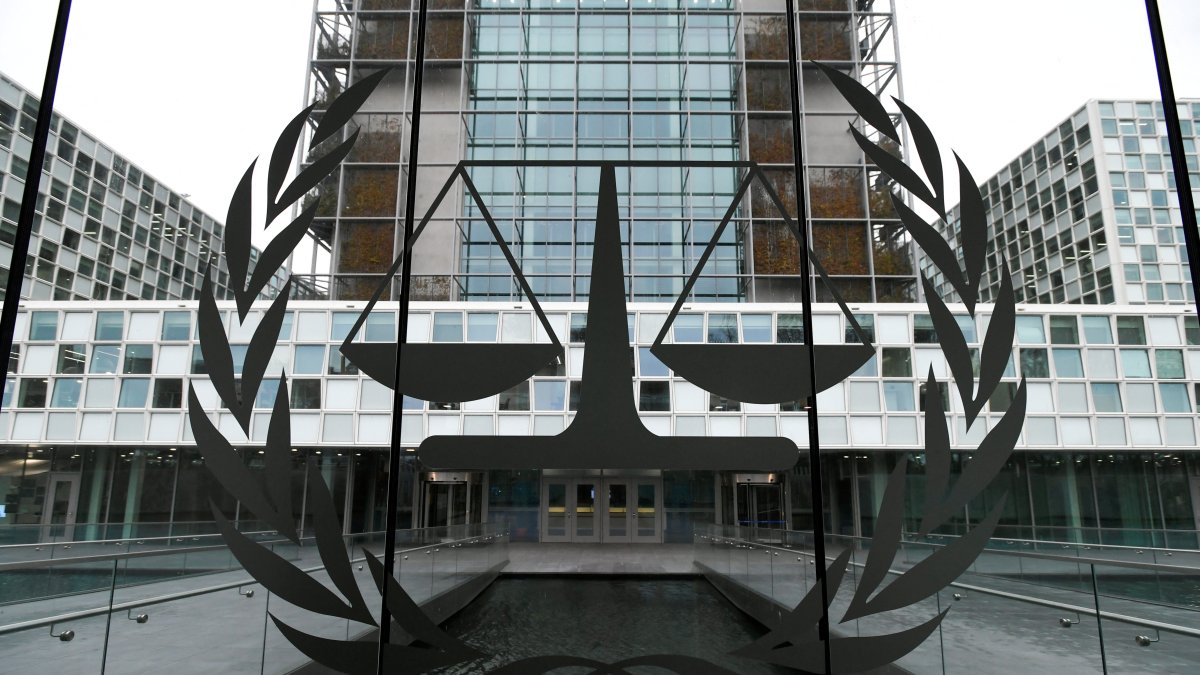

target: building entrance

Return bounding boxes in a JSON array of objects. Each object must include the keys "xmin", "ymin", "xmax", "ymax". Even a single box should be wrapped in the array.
[
  {"xmin": 40, "ymin": 473, "xmax": 80, "ymax": 541},
  {"xmin": 731, "ymin": 474, "xmax": 785, "ymax": 542},
  {"xmin": 541, "ymin": 475, "xmax": 662, "ymax": 543},
  {"xmin": 419, "ymin": 472, "xmax": 483, "ymax": 529}
]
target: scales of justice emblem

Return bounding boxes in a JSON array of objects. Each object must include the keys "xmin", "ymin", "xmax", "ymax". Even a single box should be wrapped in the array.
[
  {"xmin": 339, "ymin": 160, "xmax": 874, "ymax": 470},
  {"xmin": 190, "ymin": 65, "xmax": 1025, "ymax": 674}
]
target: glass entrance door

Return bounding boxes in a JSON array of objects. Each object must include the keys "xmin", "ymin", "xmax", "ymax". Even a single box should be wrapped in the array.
[
  {"xmin": 40, "ymin": 474, "xmax": 80, "ymax": 541},
  {"xmin": 632, "ymin": 480, "xmax": 661, "ymax": 543},
  {"xmin": 541, "ymin": 478, "xmax": 602, "ymax": 542},
  {"xmin": 602, "ymin": 478, "xmax": 662, "ymax": 543},
  {"xmin": 420, "ymin": 473, "xmax": 483, "ymax": 531},
  {"xmin": 543, "ymin": 480, "xmax": 570, "ymax": 542},
  {"xmin": 604, "ymin": 481, "xmax": 630, "ymax": 542},
  {"xmin": 735, "ymin": 482, "xmax": 785, "ymax": 542},
  {"xmin": 573, "ymin": 481, "xmax": 600, "ymax": 542}
]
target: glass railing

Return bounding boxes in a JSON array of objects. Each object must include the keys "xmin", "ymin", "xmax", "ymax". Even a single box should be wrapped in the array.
[
  {"xmin": 694, "ymin": 524, "xmax": 1200, "ymax": 673},
  {"xmin": 0, "ymin": 523, "xmax": 508, "ymax": 674}
]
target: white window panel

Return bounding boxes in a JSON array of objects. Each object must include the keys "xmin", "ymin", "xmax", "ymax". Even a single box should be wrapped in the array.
[
  {"xmin": 61, "ymin": 313, "xmax": 91, "ymax": 341},
  {"xmin": 1057, "ymin": 383, "xmax": 1088, "ymax": 412},
  {"xmin": 538, "ymin": 313, "xmax": 569, "ymax": 344},
  {"xmin": 568, "ymin": 347, "xmax": 584, "ymax": 377},
  {"xmin": 79, "ymin": 412, "xmax": 111, "ymax": 441},
  {"xmin": 427, "ymin": 414, "xmax": 460, "ymax": 436},
  {"xmin": 463, "ymin": 415, "xmax": 495, "ymax": 435},
  {"xmin": 877, "ymin": 315, "xmax": 908, "ymax": 344},
  {"xmin": 673, "ymin": 381, "xmax": 706, "ymax": 412},
  {"xmin": 463, "ymin": 395, "xmax": 497, "ymax": 412},
  {"xmin": 817, "ymin": 382, "xmax": 845, "ymax": 412},
  {"xmin": 148, "ymin": 413, "xmax": 180, "ymax": 442},
  {"xmin": 1027, "ymin": 383, "xmax": 1054, "ymax": 413},
  {"xmin": 743, "ymin": 403, "xmax": 774, "ymax": 413},
  {"xmin": 709, "ymin": 416, "xmax": 740, "ymax": 436},
  {"xmin": 322, "ymin": 414, "xmax": 354, "ymax": 442},
  {"xmin": 817, "ymin": 416, "xmax": 847, "ymax": 445},
  {"xmin": 675, "ymin": 416, "xmax": 705, "ymax": 436},
  {"xmin": 218, "ymin": 415, "xmax": 249, "ymax": 444},
  {"xmin": 325, "ymin": 380, "xmax": 358, "ymax": 410},
  {"xmin": 360, "ymin": 380, "xmax": 394, "ymax": 411},
  {"xmin": 812, "ymin": 314, "xmax": 840, "ymax": 344},
  {"xmin": 497, "ymin": 415, "xmax": 528, "ymax": 436},
  {"xmin": 359, "ymin": 415, "xmax": 391, "ymax": 443},
  {"xmin": 1087, "ymin": 350, "xmax": 1118, "ymax": 378},
  {"xmin": 1060, "ymin": 418, "xmax": 1093, "ymax": 445},
  {"xmin": 957, "ymin": 418, "xmax": 986, "ymax": 445},
  {"xmin": 114, "ymin": 413, "xmax": 145, "ymax": 441},
  {"xmin": 1095, "ymin": 418, "xmax": 1127, "ymax": 446},
  {"xmin": 745, "ymin": 416, "xmax": 777, "ymax": 437},
  {"xmin": 779, "ymin": 416, "xmax": 808, "ymax": 445},
  {"xmin": 914, "ymin": 349, "xmax": 947, "ymax": 379},
  {"xmin": 886, "ymin": 417, "xmax": 918, "ymax": 445},
  {"xmin": 251, "ymin": 414, "xmax": 270, "ymax": 442},
  {"xmin": 848, "ymin": 382, "xmax": 880, "ymax": 412},
  {"xmin": 1148, "ymin": 317, "xmax": 1181, "ymax": 345},
  {"xmin": 502, "ymin": 313, "xmax": 532, "ymax": 342},
  {"xmin": 1024, "ymin": 417, "xmax": 1058, "ymax": 445},
  {"xmin": 406, "ymin": 313, "xmax": 430, "ymax": 342},
  {"xmin": 45, "ymin": 412, "xmax": 76, "ymax": 440},
  {"xmin": 850, "ymin": 417, "xmax": 883, "ymax": 445},
  {"xmin": 291, "ymin": 414, "xmax": 321, "ymax": 443},
  {"xmin": 1164, "ymin": 418, "xmax": 1196, "ymax": 446},
  {"xmin": 1129, "ymin": 418, "xmax": 1161, "ymax": 445},
  {"xmin": 1125, "ymin": 383, "xmax": 1156, "ymax": 413},
  {"xmin": 534, "ymin": 415, "xmax": 565, "ymax": 435},
  {"xmin": 228, "ymin": 311, "xmax": 262, "ymax": 342},
  {"xmin": 11, "ymin": 412, "xmax": 43, "ymax": 439},
  {"xmin": 21, "ymin": 345, "xmax": 54, "ymax": 375},
  {"xmin": 127, "ymin": 313, "xmax": 159, "ymax": 341},
  {"xmin": 84, "ymin": 379, "xmax": 116, "ymax": 408},
  {"xmin": 156, "ymin": 346, "xmax": 190, "ymax": 375},
  {"xmin": 638, "ymin": 415, "xmax": 669, "ymax": 435},
  {"xmin": 296, "ymin": 312, "xmax": 328, "ymax": 341},
  {"xmin": 636, "ymin": 313, "xmax": 666, "ymax": 344},
  {"xmin": 13, "ymin": 313, "xmax": 26, "ymax": 341},
  {"xmin": 190, "ymin": 379, "xmax": 219, "ymax": 410}
]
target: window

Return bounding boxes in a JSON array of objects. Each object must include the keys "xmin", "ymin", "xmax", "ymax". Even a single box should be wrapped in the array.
[
  {"xmin": 1120, "ymin": 349, "xmax": 1152, "ymax": 378},
  {"xmin": 330, "ymin": 312, "xmax": 357, "ymax": 341},
  {"xmin": 707, "ymin": 314, "xmax": 737, "ymax": 343},
  {"xmin": 294, "ymin": 345, "xmax": 325, "ymax": 374},
  {"xmin": 327, "ymin": 349, "xmax": 360, "ymax": 375},
  {"xmin": 847, "ymin": 314, "xmax": 875, "ymax": 343},
  {"xmin": 1091, "ymin": 383, "xmax": 1122, "ymax": 412},
  {"xmin": 123, "ymin": 344, "xmax": 153, "ymax": 374},
  {"xmin": 1020, "ymin": 348, "xmax": 1049, "ymax": 378},
  {"xmin": 29, "ymin": 312, "xmax": 57, "ymax": 340},
  {"xmin": 777, "ymin": 314, "xmax": 804, "ymax": 343},
  {"xmin": 118, "ymin": 378, "xmax": 150, "ymax": 407},
  {"xmin": 499, "ymin": 382, "xmax": 530, "ymax": 410},
  {"xmin": 1116, "ymin": 316, "xmax": 1146, "ymax": 344},
  {"xmin": 1155, "ymin": 350, "xmax": 1185, "ymax": 378},
  {"xmin": 1082, "ymin": 316, "xmax": 1113, "ymax": 343},
  {"xmin": 639, "ymin": 381, "xmax": 670, "ymax": 411},
  {"xmin": 883, "ymin": 382, "xmax": 915, "ymax": 410},
  {"xmin": 742, "ymin": 315, "xmax": 771, "ymax": 342},
  {"xmin": 1049, "ymin": 316, "xmax": 1079, "ymax": 344},
  {"xmin": 913, "ymin": 314, "xmax": 937, "ymax": 343},
  {"xmin": 1015, "ymin": 315, "xmax": 1046, "ymax": 343},
  {"xmin": 534, "ymin": 381, "xmax": 565, "ymax": 410},
  {"xmin": 638, "ymin": 348, "xmax": 668, "ymax": 377},
  {"xmin": 674, "ymin": 315, "xmax": 703, "ymax": 342},
  {"xmin": 153, "ymin": 379, "xmax": 184, "ymax": 408},
  {"xmin": 50, "ymin": 378, "xmax": 82, "ymax": 407},
  {"xmin": 989, "ymin": 382, "xmax": 1019, "ymax": 412},
  {"xmin": 161, "ymin": 311, "xmax": 190, "ymax": 340},
  {"xmin": 569, "ymin": 313, "xmax": 587, "ymax": 342},
  {"xmin": 90, "ymin": 345, "xmax": 120, "ymax": 374},
  {"xmin": 254, "ymin": 379, "xmax": 280, "ymax": 408},
  {"xmin": 19, "ymin": 379, "xmax": 47, "ymax": 407},
  {"xmin": 1160, "ymin": 383, "xmax": 1190, "ymax": 413},
  {"xmin": 709, "ymin": 394, "xmax": 740, "ymax": 412},
  {"xmin": 467, "ymin": 313, "xmax": 499, "ymax": 342},
  {"xmin": 290, "ymin": 380, "xmax": 321, "ymax": 409},
  {"xmin": 881, "ymin": 348, "xmax": 912, "ymax": 377},
  {"xmin": 57, "ymin": 345, "xmax": 86, "ymax": 374},
  {"xmin": 1051, "ymin": 349, "xmax": 1084, "ymax": 377},
  {"xmin": 1058, "ymin": 383, "xmax": 1088, "ymax": 412},
  {"xmin": 95, "ymin": 311, "xmax": 123, "ymax": 340}
]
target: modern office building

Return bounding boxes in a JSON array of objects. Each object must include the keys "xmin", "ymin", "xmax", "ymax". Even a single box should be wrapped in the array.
[
  {"xmin": 304, "ymin": 0, "xmax": 915, "ymax": 304},
  {"xmin": 3, "ymin": 302, "xmax": 1198, "ymax": 548},
  {"xmin": 0, "ymin": 72, "xmax": 288, "ymax": 303},
  {"xmin": 925, "ymin": 99, "xmax": 1200, "ymax": 307}
]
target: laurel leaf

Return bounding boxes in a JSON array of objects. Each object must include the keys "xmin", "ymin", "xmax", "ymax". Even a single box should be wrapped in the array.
[
  {"xmin": 274, "ymin": 130, "xmax": 359, "ymax": 223},
  {"xmin": 312, "ymin": 68, "xmax": 390, "ymax": 147},
  {"xmin": 213, "ymin": 501, "xmax": 365, "ymax": 623},
  {"xmin": 266, "ymin": 105, "xmax": 315, "ymax": 224},
  {"xmin": 813, "ymin": 61, "xmax": 899, "ymax": 142},
  {"xmin": 223, "ymin": 163, "xmax": 255, "ymax": 299},
  {"xmin": 891, "ymin": 194, "xmax": 967, "ymax": 302},
  {"xmin": 305, "ymin": 459, "xmax": 376, "ymax": 626},
  {"xmin": 197, "ymin": 270, "xmax": 241, "ymax": 420},
  {"xmin": 955, "ymin": 154, "xmax": 987, "ymax": 313},
  {"xmin": 243, "ymin": 200, "xmax": 319, "ymax": 312},
  {"xmin": 842, "ymin": 457, "xmax": 908, "ymax": 622},
  {"xmin": 236, "ymin": 281, "xmax": 291, "ymax": 433},
  {"xmin": 893, "ymin": 97, "xmax": 945, "ymax": 217},
  {"xmin": 849, "ymin": 125, "xmax": 937, "ymax": 211},
  {"xmin": 264, "ymin": 377, "xmax": 294, "ymax": 537},
  {"xmin": 187, "ymin": 385, "xmax": 297, "ymax": 540},
  {"xmin": 742, "ymin": 610, "xmax": 948, "ymax": 674},
  {"xmin": 731, "ymin": 550, "xmax": 850, "ymax": 655},
  {"xmin": 976, "ymin": 267, "xmax": 1016, "ymax": 415},
  {"xmin": 922, "ymin": 275, "xmax": 976, "ymax": 426},
  {"xmin": 918, "ymin": 370, "xmax": 951, "ymax": 536},
  {"xmin": 363, "ymin": 550, "xmax": 483, "ymax": 657},
  {"xmin": 940, "ymin": 381, "xmax": 1026, "ymax": 518}
]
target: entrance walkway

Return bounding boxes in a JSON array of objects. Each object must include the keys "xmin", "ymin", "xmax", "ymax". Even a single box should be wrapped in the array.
[{"xmin": 505, "ymin": 543, "xmax": 695, "ymax": 575}]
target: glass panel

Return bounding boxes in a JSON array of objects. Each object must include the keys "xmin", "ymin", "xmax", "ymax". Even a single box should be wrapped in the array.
[
  {"xmin": 575, "ymin": 482, "xmax": 595, "ymax": 538},
  {"xmin": 636, "ymin": 483, "xmax": 656, "ymax": 537},
  {"xmin": 608, "ymin": 483, "xmax": 628, "ymax": 537},
  {"xmin": 546, "ymin": 482, "xmax": 567, "ymax": 537}
]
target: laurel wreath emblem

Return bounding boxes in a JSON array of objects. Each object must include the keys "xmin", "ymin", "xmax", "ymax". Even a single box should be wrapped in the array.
[{"xmin": 189, "ymin": 62, "xmax": 1025, "ymax": 674}]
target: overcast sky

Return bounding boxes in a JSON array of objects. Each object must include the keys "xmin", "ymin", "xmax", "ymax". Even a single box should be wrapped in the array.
[{"xmin": 1, "ymin": 0, "xmax": 1197, "ymax": 248}]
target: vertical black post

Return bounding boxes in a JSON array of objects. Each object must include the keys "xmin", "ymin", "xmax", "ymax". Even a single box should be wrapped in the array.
[
  {"xmin": 0, "ymin": 0, "xmax": 72, "ymax": 399},
  {"xmin": 1145, "ymin": 0, "xmax": 1200, "ymax": 318},
  {"xmin": 377, "ymin": 0, "xmax": 429, "ymax": 669},
  {"xmin": 781, "ymin": 1, "xmax": 832, "ymax": 673},
  {"xmin": 1090, "ymin": 564, "xmax": 1108, "ymax": 674}
]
